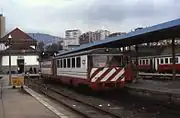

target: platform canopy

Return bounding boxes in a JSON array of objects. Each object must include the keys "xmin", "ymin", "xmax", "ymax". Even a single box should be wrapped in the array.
[{"xmin": 57, "ymin": 18, "xmax": 180, "ymax": 56}]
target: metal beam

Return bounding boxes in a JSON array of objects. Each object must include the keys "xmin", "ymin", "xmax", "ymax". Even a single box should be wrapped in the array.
[
  {"xmin": 172, "ymin": 38, "xmax": 176, "ymax": 80},
  {"xmin": 135, "ymin": 45, "xmax": 139, "ymax": 80},
  {"xmin": 135, "ymin": 45, "xmax": 139, "ymax": 67}
]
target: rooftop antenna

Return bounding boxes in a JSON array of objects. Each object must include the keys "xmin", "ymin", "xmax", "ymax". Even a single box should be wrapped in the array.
[{"xmin": 0, "ymin": 8, "xmax": 3, "ymax": 15}]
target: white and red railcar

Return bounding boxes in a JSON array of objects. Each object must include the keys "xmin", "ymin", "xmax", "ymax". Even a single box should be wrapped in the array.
[
  {"xmin": 40, "ymin": 48, "xmax": 136, "ymax": 91},
  {"xmin": 136, "ymin": 54, "xmax": 180, "ymax": 73}
]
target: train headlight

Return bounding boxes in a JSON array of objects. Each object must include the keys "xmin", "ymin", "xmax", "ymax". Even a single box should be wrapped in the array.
[{"xmin": 105, "ymin": 48, "xmax": 109, "ymax": 52}]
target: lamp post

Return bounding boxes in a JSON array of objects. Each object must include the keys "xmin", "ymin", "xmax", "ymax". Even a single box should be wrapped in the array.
[
  {"xmin": 7, "ymin": 35, "xmax": 12, "ymax": 86},
  {"xmin": 54, "ymin": 52, "xmax": 57, "ymax": 57}
]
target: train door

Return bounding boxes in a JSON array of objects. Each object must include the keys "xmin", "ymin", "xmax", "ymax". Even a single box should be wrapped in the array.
[
  {"xmin": 151, "ymin": 58, "xmax": 155, "ymax": 72},
  {"xmin": 123, "ymin": 55, "xmax": 130, "ymax": 66},
  {"xmin": 154, "ymin": 58, "xmax": 159, "ymax": 71},
  {"xmin": 123, "ymin": 55, "xmax": 134, "ymax": 81}
]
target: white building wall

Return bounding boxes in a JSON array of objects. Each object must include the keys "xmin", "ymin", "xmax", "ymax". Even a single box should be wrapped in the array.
[
  {"xmin": 41, "ymin": 68, "xmax": 52, "ymax": 75},
  {"xmin": 63, "ymin": 39, "xmax": 77, "ymax": 46},
  {"xmin": 0, "ymin": 43, "xmax": 6, "ymax": 50},
  {"xmin": 95, "ymin": 30, "xmax": 110, "ymax": 40},
  {"xmin": 24, "ymin": 56, "xmax": 39, "ymax": 65},
  {"xmin": 65, "ymin": 30, "xmax": 81, "ymax": 45},
  {"xmin": 30, "ymin": 46, "xmax": 36, "ymax": 49},
  {"xmin": 2, "ymin": 55, "xmax": 39, "ymax": 66}
]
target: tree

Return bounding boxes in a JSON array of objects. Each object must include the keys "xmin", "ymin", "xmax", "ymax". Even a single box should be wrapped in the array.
[
  {"xmin": 45, "ymin": 43, "xmax": 57, "ymax": 52},
  {"xmin": 57, "ymin": 41, "xmax": 63, "ymax": 51},
  {"xmin": 37, "ymin": 41, "xmax": 44, "ymax": 53}
]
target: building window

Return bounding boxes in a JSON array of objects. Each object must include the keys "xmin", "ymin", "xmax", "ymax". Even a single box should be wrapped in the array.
[
  {"xmin": 72, "ymin": 58, "xmax": 75, "ymax": 68},
  {"xmin": 146, "ymin": 59, "xmax": 148, "ymax": 65},
  {"xmin": 63, "ymin": 59, "xmax": 66, "ymax": 68},
  {"xmin": 76, "ymin": 57, "xmax": 81, "ymax": 68},
  {"xmin": 67, "ymin": 58, "xmax": 71, "ymax": 68}
]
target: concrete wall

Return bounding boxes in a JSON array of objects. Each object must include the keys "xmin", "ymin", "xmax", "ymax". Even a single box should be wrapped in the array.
[
  {"xmin": 0, "ymin": 55, "xmax": 39, "ymax": 73},
  {"xmin": 1, "ymin": 65, "xmax": 39, "ymax": 74}
]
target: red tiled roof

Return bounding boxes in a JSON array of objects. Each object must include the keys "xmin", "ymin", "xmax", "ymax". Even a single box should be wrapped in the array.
[{"xmin": 0, "ymin": 28, "xmax": 36, "ymax": 42}]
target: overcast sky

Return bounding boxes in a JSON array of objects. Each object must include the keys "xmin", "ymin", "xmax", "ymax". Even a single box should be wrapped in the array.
[{"xmin": 1, "ymin": 0, "xmax": 180, "ymax": 37}]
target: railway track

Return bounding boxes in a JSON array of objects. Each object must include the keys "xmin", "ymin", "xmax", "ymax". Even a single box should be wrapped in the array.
[
  {"xmin": 27, "ymin": 79, "xmax": 180, "ymax": 118},
  {"xmin": 138, "ymin": 72, "xmax": 180, "ymax": 80},
  {"xmin": 28, "ymin": 83, "xmax": 123, "ymax": 118},
  {"xmin": 102, "ymin": 91, "xmax": 180, "ymax": 117}
]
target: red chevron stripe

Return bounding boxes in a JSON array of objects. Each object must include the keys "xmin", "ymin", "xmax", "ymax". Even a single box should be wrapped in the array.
[
  {"xmin": 96, "ymin": 67, "xmax": 114, "ymax": 82},
  {"xmin": 106, "ymin": 68, "xmax": 122, "ymax": 82},
  {"xmin": 90, "ymin": 68, "xmax": 102, "ymax": 79}
]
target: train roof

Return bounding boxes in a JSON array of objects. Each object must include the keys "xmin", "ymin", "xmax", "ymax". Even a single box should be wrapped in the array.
[
  {"xmin": 131, "ymin": 52, "xmax": 180, "ymax": 59},
  {"xmin": 57, "ymin": 18, "xmax": 180, "ymax": 56},
  {"xmin": 55, "ymin": 48, "xmax": 123, "ymax": 58}
]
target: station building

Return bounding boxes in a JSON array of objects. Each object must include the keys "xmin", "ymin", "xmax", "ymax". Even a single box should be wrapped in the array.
[{"xmin": 0, "ymin": 28, "xmax": 39, "ymax": 74}]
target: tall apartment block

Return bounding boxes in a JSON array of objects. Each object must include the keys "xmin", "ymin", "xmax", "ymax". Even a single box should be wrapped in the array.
[{"xmin": 0, "ymin": 14, "xmax": 5, "ymax": 38}]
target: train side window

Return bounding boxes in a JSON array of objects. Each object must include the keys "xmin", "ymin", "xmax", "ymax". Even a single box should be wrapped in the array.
[
  {"xmin": 143, "ymin": 60, "xmax": 145, "ymax": 65},
  {"xmin": 170, "ymin": 58, "xmax": 172, "ymax": 63},
  {"xmin": 76, "ymin": 57, "xmax": 81, "ymax": 68},
  {"xmin": 72, "ymin": 58, "xmax": 75, "ymax": 68},
  {"xmin": 57, "ymin": 60, "xmax": 60, "ymax": 68},
  {"xmin": 67, "ymin": 58, "xmax": 71, "ymax": 68},
  {"xmin": 59, "ymin": 59, "xmax": 62, "ymax": 68},
  {"xmin": 157, "ymin": 58, "xmax": 159, "ymax": 64},
  {"xmin": 170, "ymin": 57, "xmax": 178, "ymax": 63},
  {"xmin": 165, "ymin": 58, "xmax": 168, "ymax": 64},
  {"xmin": 160, "ymin": 58, "xmax": 163, "ymax": 64},
  {"xmin": 60, "ymin": 59, "xmax": 63, "ymax": 68},
  {"xmin": 176, "ymin": 57, "xmax": 178, "ymax": 63},
  {"xmin": 140, "ymin": 59, "xmax": 142, "ymax": 65},
  {"xmin": 139, "ymin": 60, "xmax": 141, "ymax": 65},
  {"xmin": 63, "ymin": 59, "xmax": 66, "ymax": 68}
]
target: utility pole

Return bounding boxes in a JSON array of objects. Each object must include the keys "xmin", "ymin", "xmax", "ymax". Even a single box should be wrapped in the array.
[{"xmin": 8, "ymin": 35, "xmax": 12, "ymax": 85}]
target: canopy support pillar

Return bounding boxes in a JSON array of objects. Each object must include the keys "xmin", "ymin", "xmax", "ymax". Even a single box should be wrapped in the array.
[{"xmin": 172, "ymin": 38, "xmax": 176, "ymax": 80}]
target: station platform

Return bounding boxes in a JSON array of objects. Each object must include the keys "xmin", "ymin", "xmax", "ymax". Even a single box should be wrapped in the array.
[
  {"xmin": 126, "ymin": 79, "xmax": 180, "ymax": 104},
  {"xmin": 0, "ymin": 75, "xmax": 80, "ymax": 118},
  {"xmin": 0, "ymin": 75, "xmax": 59, "ymax": 118}
]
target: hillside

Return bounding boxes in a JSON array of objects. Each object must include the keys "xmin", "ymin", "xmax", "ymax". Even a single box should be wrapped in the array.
[{"xmin": 28, "ymin": 33, "xmax": 64, "ymax": 45}]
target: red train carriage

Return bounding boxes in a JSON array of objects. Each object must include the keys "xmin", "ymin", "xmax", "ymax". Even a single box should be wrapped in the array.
[
  {"xmin": 137, "ymin": 58, "xmax": 153, "ymax": 72},
  {"xmin": 135, "ymin": 55, "xmax": 180, "ymax": 74},
  {"xmin": 41, "ymin": 48, "xmax": 136, "ymax": 91},
  {"xmin": 156, "ymin": 56, "xmax": 180, "ymax": 73}
]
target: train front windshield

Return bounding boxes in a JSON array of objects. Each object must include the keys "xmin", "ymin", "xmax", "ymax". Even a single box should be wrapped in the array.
[{"xmin": 92, "ymin": 55, "xmax": 123, "ymax": 67}]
